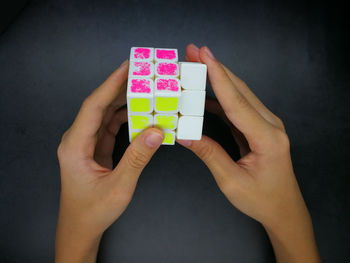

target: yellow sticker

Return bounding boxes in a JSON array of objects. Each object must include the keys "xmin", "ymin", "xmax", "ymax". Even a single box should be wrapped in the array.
[
  {"xmin": 130, "ymin": 98, "xmax": 150, "ymax": 112},
  {"xmin": 131, "ymin": 115, "xmax": 150, "ymax": 129},
  {"xmin": 156, "ymin": 115, "xmax": 176, "ymax": 129},
  {"xmin": 155, "ymin": 97, "xmax": 178, "ymax": 112},
  {"xmin": 131, "ymin": 132, "xmax": 140, "ymax": 141},
  {"xmin": 163, "ymin": 132, "xmax": 174, "ymax": 144}
]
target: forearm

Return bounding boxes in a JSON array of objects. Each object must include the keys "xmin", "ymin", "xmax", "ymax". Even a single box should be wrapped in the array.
[
  {"xmin": 263, "ymin": 211, "xmax": 321, "ymax": 263},
  {"xmin": 55, "ymin": 212, "xmax": 102, "ymax": 263}
]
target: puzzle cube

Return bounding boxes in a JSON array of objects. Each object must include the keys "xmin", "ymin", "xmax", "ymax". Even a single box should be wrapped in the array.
[
  {"xmin": 127, "ymin": 78, "xmax": 154, "ymax": 114},
  {"xmin": 128, "ymin": 114, "xmax": 153, "ymax": 141},
  {"xmin": 153, "ymin": 113, "xmax": 178, "ymax": 130},
  {"xmin": 155, "ymin": 48, "xmax": 178, "ymax": 62},
  {"xmin": 127, "ymin": 47, "xmax": 207, "ymax": 144},
  {"xmin": 180, "ymin": 90, "xmax": 206, "ymax": 116},
  {"xmin": 176, "ymin": 116, "xmax": 204, "ymax": 140},
  {"xmin": 154, "ymin": 77, "xmax": 181, "ymax": 114},
  {"xmin": 180, "ymin": 62, "xmax": 207, "ymax": 90},
  {"xmin": 129, "ymin": 61, "xmax": 154, "ymax": 78},
  {"xmin": 155, "ymin": 62, "xmax": 179, "ymax": 78},
  {"xmin": 130, "ymin": 47, "xmax": 154, "ymax": 61}
]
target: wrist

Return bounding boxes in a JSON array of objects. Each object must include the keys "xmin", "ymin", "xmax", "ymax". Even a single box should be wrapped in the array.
[
  {"xmin": 262, "ymin": 209, "xmax": 321, "ymax": 263},
  {"xmin": 55, "ymin": 208, "xmax": 103, "ymax": 263},
  {"xmin": 55, "ymin": 222, "xmax": 102, "ymax": 263}
]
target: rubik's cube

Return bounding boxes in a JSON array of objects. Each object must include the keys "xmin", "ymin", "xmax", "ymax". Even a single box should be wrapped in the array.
[{"xmin": 127, "ymin": 47, "xmax": 207, "ymax": 145}]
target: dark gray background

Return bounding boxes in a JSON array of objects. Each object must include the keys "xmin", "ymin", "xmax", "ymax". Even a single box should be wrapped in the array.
[{"xmin": 0, "ymin": 0, "xmax": 349, "ymax": 262}]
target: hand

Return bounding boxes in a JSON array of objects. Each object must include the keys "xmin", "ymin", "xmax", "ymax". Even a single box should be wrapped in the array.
[
  {"xmin": 178, "ymin": 44, "xmax": 321, "ymax": 263},
  {"xmin": 55, "ymin": 60, "xmax": 164, "ymax": 263}
]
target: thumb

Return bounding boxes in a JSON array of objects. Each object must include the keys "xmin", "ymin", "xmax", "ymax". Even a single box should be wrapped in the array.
[
  {"xmin": 115, "ymin": 127, "xmax": 164, "ymax": 187},
  {"xmin": 177, "ymin": 135, "xmax": 241, "ymax": 190}
]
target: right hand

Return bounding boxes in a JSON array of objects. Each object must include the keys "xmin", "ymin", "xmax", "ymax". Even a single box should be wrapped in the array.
[{"xmin": 178, "ymin": 44, "xmax": 321, "ymax": 263}]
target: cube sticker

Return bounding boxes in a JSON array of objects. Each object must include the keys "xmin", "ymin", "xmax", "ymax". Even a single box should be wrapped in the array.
[
  {"xmin": 155, "ymin": 48, "xmax": 178, "ymax": 62},
  {"xmin": 155, "ymin": 62, "xmax": 179, "ymax": 78},
  {"xmin": 130, "ymin": 47, "xmax": 154, "ymax": 61},
  {"xmin": 154, "ymin": 114, "xmax": 178, "ymax": 130}
]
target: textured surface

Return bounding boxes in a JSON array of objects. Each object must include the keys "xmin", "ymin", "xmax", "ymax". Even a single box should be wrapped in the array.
[{"xmin": 0, "ymin": 0, "xmax": 349, "ymax": 262}]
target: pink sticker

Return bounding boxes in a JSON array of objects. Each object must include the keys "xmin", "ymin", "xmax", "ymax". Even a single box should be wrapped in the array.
[
  {"xmin": 134, "ymin": 48, "xmax": 151, "ymax": 59},
  {"xmin": 131, "ymin": 79, "xmax": 151, "ymax": 93},
  {"xmin": 156, "ymin": 49, "xmax": 176, "ymax": 60},
  {"xmin": 157, "ymin": 63, "xmax": 178, "ymax": 75},
  {"xmin": 132, "ymin": 62, "xmax": 151, "ymax": 76},
  {"xmin": 156, "ymin": 79, "xmax": 179, "ymax": 92}
]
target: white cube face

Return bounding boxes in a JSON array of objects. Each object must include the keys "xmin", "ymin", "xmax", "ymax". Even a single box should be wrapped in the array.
[
  {"xmin": 180, "ymin": 62, "xmax": 207, "ymax": 90},
  {"xmin": 155, "ymin": 62, "xmax": 179, "ymax": 78},
  {"xmin": 130, "ymin": 47, "xmax": 154, "ymax": 61},
  {"xmin": 129, "ymin": 61, "xmax": 154, "ymax": 78},
  {"xmin": 155, "ymin": 48, "xmax": 178, "ymax": 62},
  {"xmin": 180, "ymin": 90, "xmax": 205, "ymax": 116},
  {"xmin": 153, "ymin": 113, "xmax": 178, "ymax": 130},
  {"xmin": 176, "ymin": 116, "xmax": 204, "ymax": 140}
]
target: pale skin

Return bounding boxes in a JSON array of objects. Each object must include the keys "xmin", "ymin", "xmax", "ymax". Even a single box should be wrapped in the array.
[{"xmin": 55, "ymin": 44, "xmax": 321, "ymax": 263}]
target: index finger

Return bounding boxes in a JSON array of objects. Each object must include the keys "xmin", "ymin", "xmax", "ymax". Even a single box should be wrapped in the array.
[
  {"xmin": 198, "ymin": 47, "xmax": 275, "ymax": 151},
  {"xmin": 69, "ymin": 60, "xmax": 129, "ymax": 156}
]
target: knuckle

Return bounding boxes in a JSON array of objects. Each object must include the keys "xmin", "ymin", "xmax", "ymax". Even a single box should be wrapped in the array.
[
  {"xmin": 112, "ymin": 189, "xmax": 133, "ymax": 204},
  {"xmin": 238, "ymin": 79, "xmax": 249, "ymax": 89},
  {"xmin": 57, "ymin": 131, "xmax": 69, "ymax": 159},
  {"xmin": 270, "ymin": 129, "xmax": 290, "ymax": 153},
  {"xmin": 57, "ymin": 143, "xmax": 64, "ymax": 159},
  {"xmin": 126, "ymin": 147, "xmax": 149, "ymax": 169},
  {"xmin": 273, "ymin": 116, "xmax": 286, "ymax": 131}
]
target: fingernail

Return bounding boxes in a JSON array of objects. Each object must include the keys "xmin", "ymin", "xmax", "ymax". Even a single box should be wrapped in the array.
[
  {"xmin": 204, "ymin": 47, "xmax": 215, "ymax": 59},
  {"xmin": 190, "ymin": 43, "xmax": 200, "ymax": 51},
  {"xmin": 145, "ymin": 132, "xmax": 163, "ymax": 148},
  {"xmin": 120, "ymin": 59, "xmax": 128, "ymax": 66},
  {"xmin": 177, "ymin": 139, "xmax": 192, "ymax": 147}
]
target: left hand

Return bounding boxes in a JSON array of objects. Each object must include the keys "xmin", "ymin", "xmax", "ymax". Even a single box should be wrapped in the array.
[{"xmin": 55, "ymin": 60, "xmax": 164, "ymax": 263}]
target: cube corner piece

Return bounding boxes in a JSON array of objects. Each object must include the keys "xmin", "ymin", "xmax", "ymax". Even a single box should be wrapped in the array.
[
  {"xmin": 130, "ymin": 47, "xmax": 154, "ymax": 61},
  {"xmin": 180, "ymin": 62, "xmax": 207, "ymax": 91},
  {"xmin": 176, "ymin": 116, "xmax": 204, "ymax": 140}
]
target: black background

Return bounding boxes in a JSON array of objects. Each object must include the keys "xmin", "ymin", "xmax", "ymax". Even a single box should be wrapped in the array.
[{"xmin": 0, "ymin": 0, "xmax": 349, "ymax": 262}]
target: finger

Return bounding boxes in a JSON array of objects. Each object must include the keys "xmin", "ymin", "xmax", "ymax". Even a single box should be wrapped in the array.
[
  {"xmin": 69, "ymin": 60, "xmax": 129, "ymax": 156},
  {"xmin": 113, "ymin": 128, "xmax": 164, "ymax": 189},
  {"xmin": 199, "ymin": 46, "xmax": 275, "ymax": 151},
  {"xmin": 185, "ymin": 43, "xmax": 200, "ymax": 62},
  {"xmin": 94, "ymin": 107, "xmax": 128, "ymax": 168},
  {"xmin": 220, "ymin": 65, "xmax": 284, "ymax": 130},
  {"xmin": 186, "ymin": 44, "xmax": 283, "ymax": 131},
  {"xmin": 177, "ymin": 136, "xmax": 243, "ymax": 190}
]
